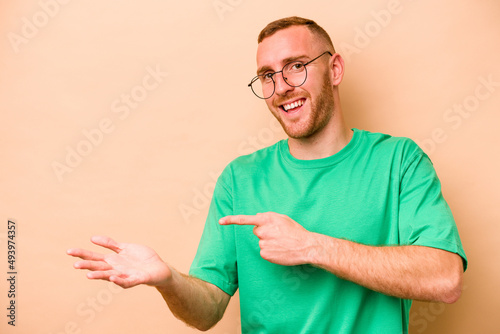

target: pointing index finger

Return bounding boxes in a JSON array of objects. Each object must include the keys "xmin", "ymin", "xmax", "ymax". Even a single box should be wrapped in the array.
[{"xmin": 219, "ymin": 215, "xmax": 264, "ymax": 226}]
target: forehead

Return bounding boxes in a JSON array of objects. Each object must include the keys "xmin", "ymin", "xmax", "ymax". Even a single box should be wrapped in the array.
[{"xmin": 256, "ymin": 26, "xmax": 320, "ymax": 70}]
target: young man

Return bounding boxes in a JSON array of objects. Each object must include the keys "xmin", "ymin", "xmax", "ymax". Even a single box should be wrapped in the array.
[{"xmin": 68, "ymin": 17, "xmax": 467, "ymax": 333}]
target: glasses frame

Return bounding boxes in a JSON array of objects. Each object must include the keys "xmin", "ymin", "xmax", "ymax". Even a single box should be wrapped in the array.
[{"xmin": 248, "ymin": 51, "xmax": 333, "ymax": 99}]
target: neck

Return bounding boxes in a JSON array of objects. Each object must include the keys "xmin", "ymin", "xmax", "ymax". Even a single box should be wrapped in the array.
[{"xmin": 287, "ymin": 111, "xmax": 352, "ymax": 160}]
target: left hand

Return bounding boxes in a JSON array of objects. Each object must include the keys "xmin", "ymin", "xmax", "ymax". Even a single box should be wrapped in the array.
[{"xmin": 219, "ymin": 212, "xmax": 314, "ymax": 266}]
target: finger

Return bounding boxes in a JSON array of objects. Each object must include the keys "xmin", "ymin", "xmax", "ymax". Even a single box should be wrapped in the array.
[
  {"xmin": 219, "ymin": 215, "xmax": 264, "ymax": 226},
  {"xmin": 67, "ymin": 248, "xmax": 105, "ymax": 261},
  {"xmin": 73, "ymin": 260, "xmax": 113, "ymax": 271},
  {"xmin": 253, "ymin": 225, "xmax": 263, "ymax": 238},
  {"xmin": 90, "ymin": 236, "xmax": 123, "ymax": 253},
  {"xmin": 86, "ymin": 270, "xmax": 121, "ymax": 280},
  {"xmin": 109, "ymin": 275, "xmax": 140, "ymax": 289}
]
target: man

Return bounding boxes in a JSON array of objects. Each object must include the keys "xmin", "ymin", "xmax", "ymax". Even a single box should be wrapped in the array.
[{"xmin": 68, "ymin": 16, "xmax": 467, "ymax": 333}]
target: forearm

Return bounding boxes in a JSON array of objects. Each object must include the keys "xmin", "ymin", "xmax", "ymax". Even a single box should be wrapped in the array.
[
  {"xmin": 156, "ymin": 267, "xmax": 229, "ymax": 331},
  {"xmin": 307, "ymin": 233, "xmax": 463, "ymax": 303}
]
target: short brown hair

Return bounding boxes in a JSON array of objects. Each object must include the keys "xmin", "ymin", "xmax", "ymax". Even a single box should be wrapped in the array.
[{"xmin": 257, "ymin": 16, "xmax": 335, "ymax": 52}]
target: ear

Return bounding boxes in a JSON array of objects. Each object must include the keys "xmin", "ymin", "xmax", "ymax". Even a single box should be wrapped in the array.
[{"xmin": 329, "ymin": 53, "xmax": 345, "ymax": 86}]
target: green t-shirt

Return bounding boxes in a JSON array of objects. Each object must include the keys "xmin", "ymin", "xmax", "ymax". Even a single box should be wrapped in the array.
[{"xmin": 189, "ymin": 128, "xmax": 467, "ymax": 334}]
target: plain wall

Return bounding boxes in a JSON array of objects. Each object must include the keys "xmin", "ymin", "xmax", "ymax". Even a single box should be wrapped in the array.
[{"xmin": 1, "ymin": 0, "xmax": 499, "ymax": 333}]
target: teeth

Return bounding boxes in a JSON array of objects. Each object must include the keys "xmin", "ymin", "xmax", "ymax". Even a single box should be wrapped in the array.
[{"xmin": 283, "ymin": 99, "xmax": 304, "ymax": 111}]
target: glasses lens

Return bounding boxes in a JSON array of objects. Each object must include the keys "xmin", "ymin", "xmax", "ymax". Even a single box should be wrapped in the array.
[
  {"xmin": 283, "ymin": 62, "xmax": 307, "ymax": 87},
  {"xmin": 250, "ymin": 76, "xmax": 274, "ymax": 99}
]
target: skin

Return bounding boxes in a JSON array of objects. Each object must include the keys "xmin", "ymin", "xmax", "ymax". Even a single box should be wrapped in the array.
[
  {"xmin": 257, "ymin": 25, "xmax": 352, "ymax": 159},
  {"xmin": 67, "ymin": 236, "xmax": 229, "ymax": 331},
  {"xmin": 67, "ymin": 24, "xmax": 464, "ymax": 331},
  {"xmin": 219, "ymin": 212, "xmax": 463, "ymax": 304}
]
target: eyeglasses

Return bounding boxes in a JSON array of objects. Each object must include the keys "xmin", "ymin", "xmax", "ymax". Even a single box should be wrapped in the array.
[{"xmin": 248, "ymin": 51, "xmax": 332, "ymax": 99}]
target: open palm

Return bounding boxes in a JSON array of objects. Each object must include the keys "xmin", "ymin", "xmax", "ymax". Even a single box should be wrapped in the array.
[{"xmin": 67, "ymin": 236, "xmax": 171, "ymax": 289}]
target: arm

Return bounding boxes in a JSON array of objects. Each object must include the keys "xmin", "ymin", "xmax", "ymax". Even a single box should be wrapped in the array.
[
  {"xmin": 67, "ymin": 236, "xmax": 230, "ymax": 331},
  {"xmin": 220, "ymin": 212, "xmax": 464, "ymax": 304},
  {"xmin": 308, "ymin": 232, "xmax": 463, "ymax": 303},
  {"xmin": 157, "ymin": 269, "xmax": 230, "ymax": 331}
]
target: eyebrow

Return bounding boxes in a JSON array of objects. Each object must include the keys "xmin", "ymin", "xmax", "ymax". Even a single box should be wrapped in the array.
[{"xmin": 256, "ymin": 54, "xmax": 310, "ymax": 76}]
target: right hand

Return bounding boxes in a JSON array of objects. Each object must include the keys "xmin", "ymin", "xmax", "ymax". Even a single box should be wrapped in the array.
[{"xmin": 67, "ymin": 236, "xmax": 171, "ymax": 289}]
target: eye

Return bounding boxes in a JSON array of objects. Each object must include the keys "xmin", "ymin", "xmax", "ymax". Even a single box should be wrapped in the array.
[
  {"xmin": 262, "ymin": 72, "xmax": 274, "ymax": 82},
  {"xmin": 290, "ymin": 62, "xmax": 304, "ymax": 71}
]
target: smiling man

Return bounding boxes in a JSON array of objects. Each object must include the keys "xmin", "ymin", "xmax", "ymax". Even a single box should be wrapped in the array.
[{"xmin": 68, "ymin": 17, "xmax": 467, "ymax": 333}]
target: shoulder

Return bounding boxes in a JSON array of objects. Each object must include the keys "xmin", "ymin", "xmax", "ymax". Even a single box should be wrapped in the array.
[
  {"xmin": 228, "ymin": 140, "xmax": 282, "ymax": 169},
  {"xmin": 217, "ymin": 140, "xmax": 283, "ymax": 184},
  {"xmin": 356, "ymin": 128, "xmax": 425, "ymax": 161}
]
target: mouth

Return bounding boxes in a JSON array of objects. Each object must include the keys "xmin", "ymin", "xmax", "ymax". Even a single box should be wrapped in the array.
[{"xmin": 279, "ymin": 98, "xmax": 306, "ymax": 113}]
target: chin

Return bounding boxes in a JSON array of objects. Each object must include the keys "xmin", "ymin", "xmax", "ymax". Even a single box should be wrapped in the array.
[{"xmin": 284, "ymin": 126, "xmax": 314, "ymax": 139}]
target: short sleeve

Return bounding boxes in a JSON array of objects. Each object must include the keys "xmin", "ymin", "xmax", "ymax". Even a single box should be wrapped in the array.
[
  {"xmin": 189, "ymin": 167, "xmax": 239, "ymax": 295},
  {"xmin": 398, "ymin": 150, "xmax": 468, "ymax": 271}
]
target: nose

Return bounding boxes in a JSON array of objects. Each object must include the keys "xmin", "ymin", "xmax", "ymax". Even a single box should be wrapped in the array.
[{"xmin": 274, "ymin": 71, "xmax": 293, "ymax": 96}]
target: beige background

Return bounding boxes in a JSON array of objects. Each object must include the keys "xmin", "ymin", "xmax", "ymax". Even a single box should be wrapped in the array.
[{"xmin": 1, "ymin": 0, "xmax": 499, "ymax": 333}]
